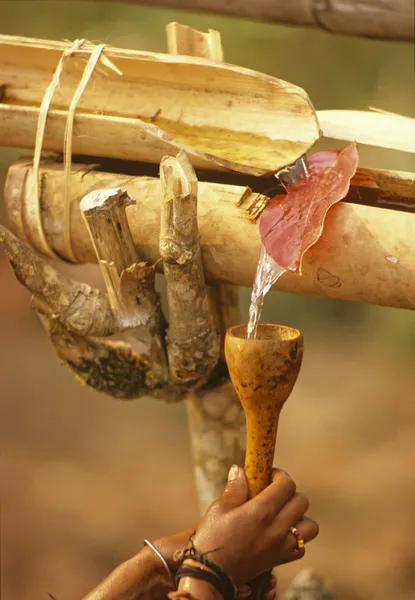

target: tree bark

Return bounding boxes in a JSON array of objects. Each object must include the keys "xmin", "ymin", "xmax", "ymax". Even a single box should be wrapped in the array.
[
  {"xmin": 4, "ymin": 159, "xmax": 415, "ymax": 311},
  {"xmin": 92, "ymin": 0, "xmax": 414, "ymax": 42},
  {"xmin": 186, "ymin": 380, "xmax": 246, "ymax": 514}
]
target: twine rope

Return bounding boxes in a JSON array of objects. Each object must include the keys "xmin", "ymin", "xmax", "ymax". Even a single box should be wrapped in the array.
[{"xmin": 32, "ymin": 39, "xmax": 122, "ymax": 261}]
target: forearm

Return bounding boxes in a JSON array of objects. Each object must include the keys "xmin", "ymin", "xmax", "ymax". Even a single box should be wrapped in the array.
[{"xmin": 82, "ymin": 545, "xmax": 173, "ymax": 600}]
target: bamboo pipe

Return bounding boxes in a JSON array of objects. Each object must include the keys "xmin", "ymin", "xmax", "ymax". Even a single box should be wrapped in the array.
[
  {"xmin": 0, "ymin": 34, "xmax": 319, "ymax": 177},
  {"xmin": 4, "ymin": 159, "xmax": 415, "ymax": 311},
  {"xmin": 225, "ymin": 323, "xmax": 304, "ymax": 599}
]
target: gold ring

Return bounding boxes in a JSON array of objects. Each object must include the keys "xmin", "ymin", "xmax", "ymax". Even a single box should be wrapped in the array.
[{"xmin": 290, "ymin": 526, "xmax": 305, "ymax": 551}]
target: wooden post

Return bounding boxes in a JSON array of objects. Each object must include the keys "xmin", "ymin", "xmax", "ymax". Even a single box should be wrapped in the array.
[{"xmin": 164, "ymin": 24, "xmax": 247, "ymax": 514}]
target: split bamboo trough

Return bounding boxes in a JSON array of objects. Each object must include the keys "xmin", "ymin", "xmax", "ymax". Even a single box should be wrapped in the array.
[{"xmin": 0, "ymin": 35, "xmax": 320, "ymax": 176}]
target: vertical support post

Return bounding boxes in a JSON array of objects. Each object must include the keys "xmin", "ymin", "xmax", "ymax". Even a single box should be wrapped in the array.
[{"xmin": 166, "ymin": 23, "xmax": 246, "ymax": 514}]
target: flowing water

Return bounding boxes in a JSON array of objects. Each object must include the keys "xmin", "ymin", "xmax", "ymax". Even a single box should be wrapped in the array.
[
  {"xmin": 246, "ymin": 157, "xmax": 310, "ymax": 339},
  {"xmin": 247, "ymin": 246, "xmax": 286, "ymax": 339}
]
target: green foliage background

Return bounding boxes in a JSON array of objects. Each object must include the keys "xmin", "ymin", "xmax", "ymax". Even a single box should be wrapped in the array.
[{"xmin": 1, "ymin": 0, "xmax": 415, "ymax": 351}]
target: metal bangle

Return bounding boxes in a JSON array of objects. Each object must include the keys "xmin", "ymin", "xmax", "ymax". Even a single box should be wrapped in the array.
[{"xmin": 144, "ymin": 539, "xmax": 174, "ymax": 584}]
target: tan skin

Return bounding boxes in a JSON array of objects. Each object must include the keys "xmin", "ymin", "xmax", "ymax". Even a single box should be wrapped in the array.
[{"xmin": 83, "ymin": 467, "xmax": 319, "ymax": 600}]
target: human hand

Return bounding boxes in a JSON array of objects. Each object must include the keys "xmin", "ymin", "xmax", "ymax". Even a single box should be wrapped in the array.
[
  {"xmin": 188, "ymin": 465, "xmax": 318, "ymax": 585},
  {"xmin": 236, "ymin": 574, "xmax": 277, "ymax": 600}
]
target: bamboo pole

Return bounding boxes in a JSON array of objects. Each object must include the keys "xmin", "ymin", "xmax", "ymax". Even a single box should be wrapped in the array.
[
  {"xmin": 0, "ymin": 34, "xmax": 319, "ymax": 177},
  {"xmin": 4, "ymin": 159, "xmax": 415, "ymax": 311},
  {"xmin": 90, "ymin": 0, "xmax": 415, "ymax": 42}
]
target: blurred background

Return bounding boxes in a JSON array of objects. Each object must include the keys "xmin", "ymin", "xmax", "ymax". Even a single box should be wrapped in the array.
[{"xmin": 1, "ymin": 2, "xmax": 415, "ymax": 599}]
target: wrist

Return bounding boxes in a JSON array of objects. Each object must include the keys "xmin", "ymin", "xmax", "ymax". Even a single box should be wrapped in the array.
[
  {"xmin": 151, "ymin": 536, "xmax": 182, "ymax": 574},
  {"xmin": 176, "ymin": 559, "xmax": 226, "ymax": 600},
  {"xmin": 139, "ymin": 543, "xmax": 174, "ymax": 587}
]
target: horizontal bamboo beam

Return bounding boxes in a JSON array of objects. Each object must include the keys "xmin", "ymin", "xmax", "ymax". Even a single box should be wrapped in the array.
[
  {"xmin": 95, "ymin": 0, "xmax": 415, "ymax": 42},
  {"xmin": 0, "ymin": 34, "xmax": 319, "ymax": 177},
  {"xmin": 4, "ymin": 159, "xmax": 415, "ymax": 311}
]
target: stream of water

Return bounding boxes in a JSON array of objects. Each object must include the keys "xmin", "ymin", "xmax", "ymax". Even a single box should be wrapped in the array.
[
  {"xmin": 247, "ymin": 246, "xmax": 286, "ymax": 339},
  {"xmin": 247, "ymin": 157, "xmax": 310, "ymax": 339}
]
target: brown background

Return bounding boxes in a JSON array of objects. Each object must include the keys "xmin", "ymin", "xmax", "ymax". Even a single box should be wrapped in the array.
[{"xmin": 1, "ymin": 2, "xmax": 415, "ymax": 599}]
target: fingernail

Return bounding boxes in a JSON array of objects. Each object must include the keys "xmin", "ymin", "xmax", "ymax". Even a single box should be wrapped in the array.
[{"xmin": 228, "ymin": 464, "xmax": 239, "ymax": 482}]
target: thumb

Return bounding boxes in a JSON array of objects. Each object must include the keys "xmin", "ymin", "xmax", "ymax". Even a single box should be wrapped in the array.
[{"xmin": 221, "ymin": 464, "xmax": 249, "ymax": 509}]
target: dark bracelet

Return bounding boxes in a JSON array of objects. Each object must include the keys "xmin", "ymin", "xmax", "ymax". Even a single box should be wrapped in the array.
[
  {"xmin": 176, "ymin": 565, "xmax": 236, "ymax": 600},
  {"xmin": 181, "ymin": 540, "xmax": 236, "ymax": 594}
]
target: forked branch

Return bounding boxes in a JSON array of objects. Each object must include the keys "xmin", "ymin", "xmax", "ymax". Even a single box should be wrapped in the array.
[{"xmin": 0, "ymin": 224, "xmax": 117, "ymax": 337}]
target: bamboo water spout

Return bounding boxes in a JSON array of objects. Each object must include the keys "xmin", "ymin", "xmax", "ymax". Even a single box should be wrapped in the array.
[{"xmin": 225, "ymin": 323, "xmax": 303, "ymax": 597}]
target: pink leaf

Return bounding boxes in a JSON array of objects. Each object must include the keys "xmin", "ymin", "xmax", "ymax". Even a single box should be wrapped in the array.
[{"xmin": 259, "ymin": 142, "xmax": 359, "ymax": 274}]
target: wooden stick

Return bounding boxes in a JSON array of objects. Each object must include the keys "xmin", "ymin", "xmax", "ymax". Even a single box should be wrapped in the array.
[
  {"xmin": 166, "ymin": 22, "xmax": 223, "ymax": 61},
  {"xmin": 317, "ymin": 110, "xmax": 415, "ymax": 154},
  {"xmin": 0, "ymin": 222, "xmax": 184, "ymax": 400},
  {"xmin": 4, "ymin": 159, "xmax": 415, "ymax": 311},
  {"xmin": 97, "ymin": 0, "xmax": 414, "ymax": 42},
  {"xmin": 0, "ymin": 223, "xmax": 117, "ymax": 338},
  {"xmin": 80, "ymin": 188, "xmax": 170, "ymax": 382},
  {"xmin": 348, "ymin": 167, "xmax": 415, "ymax": 214},
  {"xmin": 159, "ymin": 151, "xmax": 220, "ymax": 387},
  {"xmin": 81, "ymin": 189, "xmax": 138, "ymax": 312}
]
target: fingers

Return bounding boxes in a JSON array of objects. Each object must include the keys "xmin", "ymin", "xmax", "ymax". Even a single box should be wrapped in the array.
[
  {"xmin": 236, "ymin": 574, "xmax": 277, "ymax": 600},
  {"xmin": 291, "ymin": 517, "xmax": 319, "ymax": 546},
  {"xmin": 280, "ymin": 517, "xmax": 320, "ymax": 564},
  {"xmin": 220, "ymin": 465, "xmax": 249, "ymax": 510},
  {"xmin": 264, "ymin": 574, "xmax": 277, "ymax": 600},
  {"xmin": 236, "ymin": 584, "xmax": 252, "ymax": 599},
  {"xmin": 248, "ymin": 469, "xmax": 296, "ymax": 517},
  {"xmin": 266, "ymin": 574, "xmax": 277, "ymax": 591},
  {"xmin": 274, "ymin": 492, "xmax": 310, "ymax": 532}
]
